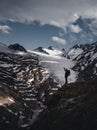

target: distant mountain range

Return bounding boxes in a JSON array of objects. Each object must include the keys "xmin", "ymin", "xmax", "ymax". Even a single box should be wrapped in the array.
[{"xmin": 34, "ymin": 46, "xmax": 65, "ymax": 56}]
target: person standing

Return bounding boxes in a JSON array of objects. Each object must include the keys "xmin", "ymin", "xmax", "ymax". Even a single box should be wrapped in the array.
[{"xmin": 64, "ymin": 68, "xmax": 70, "ymax": 84}]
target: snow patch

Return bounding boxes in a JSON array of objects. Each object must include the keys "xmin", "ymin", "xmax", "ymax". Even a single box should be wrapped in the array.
[
  {"xmin": 68, "ymin": 48, "xmax": 83, "ymax": 59},
  {"xmin": 43, "ymin": 48, "xmax": 62, "ymax": 56},
  {"xmin": 92, "ymin": 53, "xmax": 97, "ymax": 60}
]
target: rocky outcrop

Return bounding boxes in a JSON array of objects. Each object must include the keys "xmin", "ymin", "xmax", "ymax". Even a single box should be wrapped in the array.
[
  {"xmin": 32, "ymin": 80, "xmax": 97, "ymax": 130},
  {"xmin": 8, "ymin": 43, "xmax": 27, "ymax": 52}
]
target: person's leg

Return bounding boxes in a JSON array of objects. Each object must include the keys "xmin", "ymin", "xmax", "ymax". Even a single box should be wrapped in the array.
[{"xmin": 65, "ymin": 76, "xmax": 67, "ymax": 84}]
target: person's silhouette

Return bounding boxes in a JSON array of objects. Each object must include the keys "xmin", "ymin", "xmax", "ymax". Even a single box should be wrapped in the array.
[{"xmin": 64, "ymin": 68, "xmax": 70, "ymax": 84}]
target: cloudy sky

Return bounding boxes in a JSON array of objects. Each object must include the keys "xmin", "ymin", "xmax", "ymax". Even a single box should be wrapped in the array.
[{"xmin": 0, "ymin": 0, "xmax": 97, "ymax": 49}]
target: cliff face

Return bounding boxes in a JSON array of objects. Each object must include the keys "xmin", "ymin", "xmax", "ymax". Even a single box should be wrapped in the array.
[
  {"xmin": 0, "ymin": 50, "xmax": 60, "ymax": 129},
  {"xmin": 8, "ymin": 43, "xmax": 27, "ymax": 52},
  {"xmin": 32, "ymin": 80, "xmax": 97, "ymax": 130}
]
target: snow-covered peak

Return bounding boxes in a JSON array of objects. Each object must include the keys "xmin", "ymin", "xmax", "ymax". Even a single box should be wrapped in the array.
[
  {"xmin": 68, "ymin": 41, "xmax": 97, "ymax": 60},
  {"xmin": 43, "ymin": 48, "xmax": 62, "ymax": 56},
  {"xmin": 0, "ymin": 43, "xmax": 28, "ymax": 56},
  {"xmin": 48, "ymin": 46, "xmax": 54, "ymax": 50},
  {"xmin": 68, "ymin": 48, "xmax": 83, "ymax": 59},
  {"xmin": 72, "ymin": 44, "xmax": 81, "ymax": 49},
  {"xmin": 34, "ymin": 47, "xmax": 49, "ymax": 55},
  {"xmin": 34, "ymin": 46, "xmax": 63, "ymax": 56}
]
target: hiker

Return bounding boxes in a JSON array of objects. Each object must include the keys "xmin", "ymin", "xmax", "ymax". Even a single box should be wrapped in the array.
[{"xmin": 64, "ymin": 68, "xmax": 70, "ymax": 84}]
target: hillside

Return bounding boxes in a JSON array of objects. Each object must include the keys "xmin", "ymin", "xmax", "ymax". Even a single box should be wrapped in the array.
[
  {"xmin": 32, "ymin": 80, "xmax": 97, "ymax": 130},
  {"xmin": 0, "ymin": 44, "xmax": 61, "ymax": 129}
]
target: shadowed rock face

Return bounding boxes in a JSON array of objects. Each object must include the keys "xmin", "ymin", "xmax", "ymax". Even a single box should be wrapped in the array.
[
  {"xmin": 68, "ymin": 42, "xmax": 97, "ymax": 82},
  {"xmin": 32, "ymin": 80, "xmax": 97, "ymax": 130},
  {"xmin": 0, "ymin": 50, "xmax": 60, "ymax": 129},
  {"xmin": 8, "ymin": 43, "xmax": 27, "ymax": 52},
  {"xmin": 34, "ymin": 47, "xmax": 49, "ymax": 54}
]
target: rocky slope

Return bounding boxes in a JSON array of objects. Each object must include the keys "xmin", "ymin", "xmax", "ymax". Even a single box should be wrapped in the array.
[
  {"xmin": 8, "ymin": 43, "xmax": 27, "ymax": 52},
  {"xmin": 32, "ymin": 80, "xmax": 97, "ymax": 130},
  {"xmin": 0, "ymin": 43, "xmax": 60, "ymax": 129},
  {"xmin": 68, "ymin": 42, "xmax": 97, "ymax": 81}
]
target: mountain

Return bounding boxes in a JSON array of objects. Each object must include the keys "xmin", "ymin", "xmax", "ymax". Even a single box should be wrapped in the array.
[
  {"xmin": 68, "ymin": 42, "xmax": 97, "ymax": 81},
  {"xmin": 1, "ymin": 41, "xmax": 97, "ymax": 129},
  {"xmin": 0, "ymin": 44, "xmax": 60, "ymax": 129},
  {"xmin": 0, "ymin": 42, "xmax": 27, "ymax": 54},
  {"xmin": 8, "ymin": 43, "xmax": 27, "ymax": 52},
  {"xmin": 34, "ymin": 47, "xmax": 49, "ymax": 54},
  {"xmin": 34, "ymin": 46, "xmax": 63, "ymax": 56}
]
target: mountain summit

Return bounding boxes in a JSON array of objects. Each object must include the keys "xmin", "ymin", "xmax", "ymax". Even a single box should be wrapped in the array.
[{"xmin": 8, "ymin": 43, "xmax": 27, "ymax": 52}]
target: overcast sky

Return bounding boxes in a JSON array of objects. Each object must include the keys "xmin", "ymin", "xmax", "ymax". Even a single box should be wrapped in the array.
[{"xmin": 0, "ymin": 0, "xmax": 97, "ymax": 49}]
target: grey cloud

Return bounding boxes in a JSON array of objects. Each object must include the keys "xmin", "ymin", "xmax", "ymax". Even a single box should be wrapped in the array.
[{"xmin": 0, "ymin": 0, "xmax": 97, "ymax": 27}]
